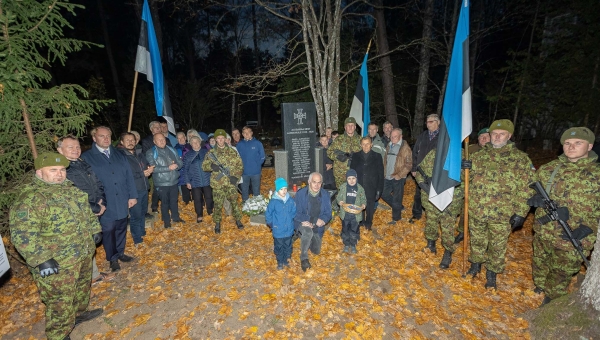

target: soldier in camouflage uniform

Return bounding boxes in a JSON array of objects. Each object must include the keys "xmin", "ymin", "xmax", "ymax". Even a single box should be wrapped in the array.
[
  {"xmin": 202, "ymin": 129, "xmax": 245, "ymax": 234},
  {"xmin": 463, "ymin": 119, "xmax": 534, "ymax": 289},
  {"xmin": 415, "ymin": 149, "xmax": 464, "ymax": 269},
  {"xmin": 327, "ymin": 117, "xmax": 362, "ymax": 188},
  {"xmin": 9, "ymin": 153, "xmax": 103, "ymax": 340},
  {"xmin": 529, "ymin": 127, "xmax": 600, "ymax": 306}
]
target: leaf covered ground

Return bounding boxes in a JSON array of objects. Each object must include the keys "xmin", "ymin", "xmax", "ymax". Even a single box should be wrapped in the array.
[{"xmin": 1, "ymin": 167, "xmax": 555, "ymax": 339}]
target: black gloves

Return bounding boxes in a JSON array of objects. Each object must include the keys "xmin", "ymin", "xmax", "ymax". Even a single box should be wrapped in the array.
[
  {"xmin": 229, "ymin": 176, "xmax": 239, "ymax": 186},
  {"xmin": 510, "ymin": 214, "xmax": 526, "ymax": 230},
  {"xmin": 336, "ymin": 153, "xmax": 349, "ymax": 162},
  {"xmin": 38, "ymin": 258, "xmax": 60, "ymax": 278},
  {"xmin": 375, "ymin": 191, "xmax": 381, "ymax": 201},
  {"xmin": 418, "ymin": 182, "xmax": 430, "ymax": 193},
  {"xmin": 563, "ymin": 224, "xmax": 593, "ymax": 241},
  {"xmin": 461, "ymin": 159, "xmax": 472, "ymax": 169},
  {"xmin": 93, "ymin": 232, "xmax": 103, "ymax": 246},
  {"xmin": 292, "ymin": 229, "xmax": 302, "ymax": 242},
  {"xmin": 527, "ymin": 194, "xmax": 545, "ymax": 208},
  {"xmin": 556, "ymin": 207, "xmax": 569, "ymax": 222},
  {"xmin": 211, "ymin": 163, "xmax": 220, "ymax": 172}
]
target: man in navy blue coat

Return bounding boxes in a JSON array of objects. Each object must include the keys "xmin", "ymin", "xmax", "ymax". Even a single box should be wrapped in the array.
[{"xmin": 82, "ymin": 126, "xmax": 138, "ymax": 272}]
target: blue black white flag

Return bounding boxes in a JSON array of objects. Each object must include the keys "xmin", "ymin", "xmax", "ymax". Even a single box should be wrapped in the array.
[
  {"xmin": 429, "ymin": 0, "xmax": 472, "ymax": 210},
  {"xmin": 349, "ymin": 52, "xmax": 370, "ymax": 136},
  {"xmin": 134, "ymin": 0, "xmax": 175, "ymax": 134}
]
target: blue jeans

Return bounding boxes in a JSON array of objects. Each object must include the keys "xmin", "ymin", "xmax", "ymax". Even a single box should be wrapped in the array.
[
  {"xmin": 129, "ymin": 189, "xmax": 148, "ymax": 244},
  {"xmin": 241, "ymin": 174, "xmax": 261, "ymax": 201},
  {"xmin": 273, "ymin": 236, "xmax": 293, "ymax": 265}
]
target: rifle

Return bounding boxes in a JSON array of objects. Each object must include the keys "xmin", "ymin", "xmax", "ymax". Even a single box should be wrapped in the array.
[
  {"xmin": 208, "ymin": 152, "xmax": 242, "ymax": 193},
  {"xmin": 333, "ymin": 150, "xmax": 351, "ymax": 162},
  {"xmin": 416, "ymin": 166, "xmax": 431, "ymax": 193},
  {"xmin": 529, "ymin": 181, "xmax": 590, "ymax": 267}
]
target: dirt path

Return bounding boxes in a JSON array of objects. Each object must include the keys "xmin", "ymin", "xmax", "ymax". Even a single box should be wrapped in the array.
[{"xmin": 1, "ymin": 169, "xmax": 543, "ymax": 339}]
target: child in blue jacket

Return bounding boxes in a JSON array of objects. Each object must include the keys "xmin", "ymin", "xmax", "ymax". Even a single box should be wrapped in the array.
[{"xmin": 265, "ymin": 178, "xmax": 297, "ymax": 270}]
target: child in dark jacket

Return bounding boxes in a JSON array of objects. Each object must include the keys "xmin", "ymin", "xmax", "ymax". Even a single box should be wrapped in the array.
[
  {"xmin": 265, "ymin": 178, "xmax": 297, "ymax": 270},
  {"xmin": 337, "ymin": 169, "xmax": 366, "ymax": 254}
]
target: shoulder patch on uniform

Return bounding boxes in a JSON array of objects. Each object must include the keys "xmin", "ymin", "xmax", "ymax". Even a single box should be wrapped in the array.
[{"xmin": 16, "ymin": 210, "xmax": 28, "ymax": 220}]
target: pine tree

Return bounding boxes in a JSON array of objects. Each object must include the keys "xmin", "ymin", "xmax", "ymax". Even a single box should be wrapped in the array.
[{"xmin": 0, "ymin": 0, "xmax": 109, "ymax": 227}]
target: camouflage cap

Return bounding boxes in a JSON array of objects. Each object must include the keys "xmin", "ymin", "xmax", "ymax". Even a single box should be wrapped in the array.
[
  {"xmin": 35, "ymin": 152, "xmax": 69, "ymax": 170},
  {"xmin": 214, "ymin": 129, "xmax": 227, "ymax": 138},
  {"xmin": 344, "ymin": 117, "xmax": 357, "ymax": 125},
  {"xmin": 489, "ymin": 119, "xmax": 514, "ymax": 134},
  {"xmin": 478, "ymin": 128, "xmax": 490, "ymax": 136},
  {"xmin": 560, "ymin": 127, "xmax": 595, "ymax": 145}
]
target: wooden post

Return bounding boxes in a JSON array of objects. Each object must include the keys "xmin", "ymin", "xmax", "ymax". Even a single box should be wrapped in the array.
[
  {"xmin": 128, "ymin": 71, "xmax": 139, "ymax": 132},
  {"xmin": 463, "ymin": 136, "xmax": 470, "ymax": 274},
  {"xmin": 20, "ymin": 98, "xmax": 38, "ymax": 159}
]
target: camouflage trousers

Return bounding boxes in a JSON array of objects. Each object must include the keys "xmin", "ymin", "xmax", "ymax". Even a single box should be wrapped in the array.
[
  {"xmin": 532, "ymin": 235, "xmax": 587, "ymax": 299},
  {"xmin": 31, "ymin": 257, "xmax": 93, "ymax": 340},
  {"xmin": 213, "ymin": 184, "xmax": 242, "ymax": 223},
  {"xmin": 333, "ymin": 161, "xmax": 350, "ymax": 189},
  {"xmin": 422, "ymin": 192, "xmax": 462, "ymax": 252},
  {"xmin": 468, "ymin": 216, "xmax": 511, "ymax": 273}
]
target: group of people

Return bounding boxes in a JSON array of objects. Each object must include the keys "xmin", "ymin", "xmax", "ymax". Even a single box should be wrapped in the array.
[
  {"xmin": 7, "ymin": 112, "xmax": 600, "ymax": 339},
  {"xmin": 8, "ymin": 119, "xmax": 265, "ymax": 340}
]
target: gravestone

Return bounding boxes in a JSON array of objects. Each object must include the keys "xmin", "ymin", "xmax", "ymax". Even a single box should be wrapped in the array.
[{"xmin": 281, "ymin": 102, "xmax": 317, "ymax": 186}]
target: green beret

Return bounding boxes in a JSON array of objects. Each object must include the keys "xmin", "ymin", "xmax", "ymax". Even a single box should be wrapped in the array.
[
  {"xmin": 214, "ymin": 129, "xmax": 227, "ymax": 138},
  {"xmin": 344, "ymin": 117, "xmax": 357, "ymax": 125},
  {"xmin": 35, "ymin": 152, "xmax": 69, "ymax": 170},
  {"xmin": 478, "ymin": 128, "xmax": 489, "ymax": 136},
  {"xmin": 560, "ymin": 127, "xmax": 595, "ymax": 145},
  {"xmin": 489, "ymin": 119, "xmax": 514, "ymax": 134}
]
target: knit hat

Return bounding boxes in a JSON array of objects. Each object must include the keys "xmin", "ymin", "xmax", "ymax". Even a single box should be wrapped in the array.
[
  {"xmin": 489, "ymin": 119, "xmax": 514, "ymax": 134},
  {"xmin": 275, "ymin": 177, "xmax": 288, "ymax": 191},
  {"xmin": 214, "ymin": 129, "xmax": 227, "ymax": 138},
  {"xmin": 560, "ymin": 127, "xmax": 595, "ymax": 145},
  {"xmin": 346, "ymin": 169, "xmax": 357, "ymax": 178},
  {"xmin": 35, "ymin": 152, "xmax": 69, "ymax": 170},
  {"xmin": 478, "ymin": 128, "xmax": 490, "ymax": 136},
  {"xmin": 344, "ymin": 117, "xmax": 357, "ymax": 125}
]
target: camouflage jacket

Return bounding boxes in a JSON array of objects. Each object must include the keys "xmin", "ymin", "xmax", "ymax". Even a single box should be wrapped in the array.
[
  {"xmin": 327, "ymin": 133, "xmax": 361, "ymax": 165},
  {"xmin": 469, "ymin": 142, "xmax": 534, "ymax": 220},
  {"xmin": 202, "ymin": 145, "xmax": 243, "ymax": 189},
  {"xmin": 415, "ymin": 149, "xmax": 464, "ymax": 200},
  {"xmin": 533, "ymin": 152, "xmax": 600, "ymax": 251},
  {"xmin": 9, "ymin": 177, "xmax": 101, "ymax": 269}
]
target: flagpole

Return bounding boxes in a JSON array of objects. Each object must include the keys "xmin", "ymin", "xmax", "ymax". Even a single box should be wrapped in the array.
[
  {"xmin": 366, "ymin": 38, "xmax": 372, "ymax": 53},
  {"xmin": 463, "ymin": 136, "xmax": 470, "ymax": 274},
  {"xmin": 20, "ymin": 99, "xmax": 38, "ymax": 159},
  {"xmin": 127, "ymin": 71, "xmax": 139, "ymax": 132}
]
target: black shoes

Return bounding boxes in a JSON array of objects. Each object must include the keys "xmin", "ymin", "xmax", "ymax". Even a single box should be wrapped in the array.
[
  {"xmin": 454, "ymin": 232, "xmax": 464, "ymax": 244},
  {"xmin": 172, "ymin": 218, "xmax": 185, "ymax": 223},
  {"xmin": 424, "ymin": 240, "xmax": 437, "ymax": 254},
  {"xmin": 533, "ymin": 287, "xmax": 544, "ymax": 294},
  {"xmin": 466, "ymin": 262, "xmax": 481, "ymax": 277},
  {"xmin": 74, "ymin": 308, "xmax": 103, "ymax": 326},
  {"xmin": 236, "ymin": 220, "xmax": 245, "ymax": 230},
  {"xmin": 214, "ymin": 223, "xmax": 221, "ymax": 234},
  {"xmin": 145, "ymin": 213, "xmax": 154, "ymax": 219},
  {"xmin": 110, "ymin": 260, "xmax": 120, "ymax": 272},
  {"xmin": 540, "ymin": 296, "xmax": 552, "ymax": 307},
  {"xmin": 409, "ymin": 216, "xmax": 421, "ymax": 224},
  {"xmin": 118, "ymin": 254, "xmax": 135, "ymax": 262},
  {"xmin": 301, "ymin": 259, "xmax": 311, "ymax": 272},
  {"xmin": 485, "ymin": 269, "xmax": 497, "ymax": 289},
  {"xmin": 439, "ymin": 250, "xmax": 453, "ymax": 269}
]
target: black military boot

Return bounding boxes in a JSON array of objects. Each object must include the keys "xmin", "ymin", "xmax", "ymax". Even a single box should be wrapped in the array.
[
  {"xmin": 214, "ymin": 222, "xmax": 221, "ymax": 234},
  {"xmin": 533, "ymin": 287, "xmax": 544, "ymax": 294},
  {"xmin": 301, "ymin": 259, "xmax": 311, "ymax": 272},
  {"xmin": 540, "ymin": 296, "xmax": 552, "ymax": 307},
  {"xmin": 74, "ymin": 308, "xmax": 103, "ymax": 326},
  {"xmin": 466, "ymin": 262, "xmax": 481, "ymax": 277},
  {"xmin": 454, "ymin": 232, "xmax": 464, "ymax": 244},
  {"xmin": 485, "ymin": 269, "xmax": 497, "ymax": 289},
  {"xmin": 439, "ymin": 250, "xmax": 453, "ymax": 269},
  {"xmin": 424, "ymin": 239, "xmax": 437, "ymax": 254},
  {"xmin": 236, "ymin": 220, "xmax": 245, "ymax": 230}
]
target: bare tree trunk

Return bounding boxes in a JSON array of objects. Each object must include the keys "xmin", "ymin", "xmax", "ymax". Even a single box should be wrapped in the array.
[
  {"xmin": 512, "ymin": 0, "xmax": 540, "ymax": 128},
  {"xmin": 413, "ymin": 0, "xmax": 435, "ymax": 135},
  {"xmin": 231, "ymin": 91, "xmax": 236, "ymax": 132},
  {"xmin": 374, "ymin": 0, "xmax": 398, "ymax": 128},
  {"xmin": 97, "ymin": 0, "xmax": 125, "ymax": 117},
  {"xmin": 579, "ymin": 227, "xmax": 600, "ymax": 312},
  {"xmin": 436, "ymin": 0, "xmax": 460, "ymax": 116},
  {"xmin": 252, "ymin": 0, "xmax": 262, "ymax": 127}
]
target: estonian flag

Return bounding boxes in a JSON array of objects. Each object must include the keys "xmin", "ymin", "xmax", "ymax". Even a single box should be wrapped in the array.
[
  {"xmin": 348, "ymin": 52, "xmax": 370, "ymax": 136},
  {"xmin": 134, "ymin": 0, "xmax": 175, "ymax": 135},
  {"xmin": 429, "ymin": 0, "xmax": 472, "ymax": 210}
]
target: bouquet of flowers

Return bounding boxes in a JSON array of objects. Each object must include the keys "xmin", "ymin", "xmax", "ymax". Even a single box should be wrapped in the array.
[{"xmin": 242, "ymin": 195, "xmax": 269, "ymax": 216}]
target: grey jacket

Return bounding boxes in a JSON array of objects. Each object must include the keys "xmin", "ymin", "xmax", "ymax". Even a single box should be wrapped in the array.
[{"xmin": 146, "ymin": 145, "xmax": 182, "ymax": 187}]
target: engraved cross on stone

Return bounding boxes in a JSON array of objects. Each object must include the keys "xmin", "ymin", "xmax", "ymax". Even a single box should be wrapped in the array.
[{"xmin": 294, "ymin": 109, "xmax": 307, "ymax": 125}]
